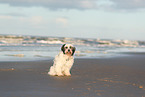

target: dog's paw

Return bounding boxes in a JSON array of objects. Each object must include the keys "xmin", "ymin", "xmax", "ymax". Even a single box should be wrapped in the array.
[
  {"xmin": 57, "ymin": 74, "xmax": 64, "ymax": 76},
  {"xmin": 57, "ymin": 73, "xmax": 64, "ymax": 76},
  {"xmin": 48, "ymin": 72, "xmax": 56, "ymax": 76},
  {"xmin": 65, "ymin": 74, "xmax": 71, "ymax": 76}
]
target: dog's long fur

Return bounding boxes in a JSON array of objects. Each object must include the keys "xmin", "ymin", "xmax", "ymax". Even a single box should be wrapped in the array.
[{"xmin": 48, "ymin": 44, "xmax": 76, "ymax": 76}]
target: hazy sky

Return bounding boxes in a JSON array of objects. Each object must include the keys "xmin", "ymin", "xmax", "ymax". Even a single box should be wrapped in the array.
[{"xmin": 0, "ymin": 0, "xmax": 145, "ymax": 40}]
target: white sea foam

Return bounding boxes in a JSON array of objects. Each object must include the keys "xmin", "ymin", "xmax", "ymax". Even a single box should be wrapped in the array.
[
  {"xmin": 36, "ymin": 40, "xmax": 63, "ymax": 44},
  {"xmin": 0, "ymin": 35, "xmax": 145, "ymax": 61},
  {"xmin": 5, "ymin": 54, "xmax": 25, "ymax": 57}
]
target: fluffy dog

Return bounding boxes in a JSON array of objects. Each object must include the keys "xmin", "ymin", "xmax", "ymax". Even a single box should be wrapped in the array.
[{"xmin": 48, "ymin": 44, "xmax": 76, "ymax": 76}]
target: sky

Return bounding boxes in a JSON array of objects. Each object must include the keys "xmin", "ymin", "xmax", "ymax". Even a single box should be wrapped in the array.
[{"xmin": 0, "ymin": 0, "xmax": 145, "ymax": 40}]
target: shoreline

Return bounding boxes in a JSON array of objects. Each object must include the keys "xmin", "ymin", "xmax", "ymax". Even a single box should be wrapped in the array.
[
  {"xmin": 1, "ymin": 51, "xmax": 145, "ymax": 62},
  {"xmin": 0, "ymin": 54, "xmax": 145, "ymax": 97}
]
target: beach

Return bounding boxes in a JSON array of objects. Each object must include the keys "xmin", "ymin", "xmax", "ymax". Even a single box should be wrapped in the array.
[{"xmin": 0, "ymin": 53, "xmax": 145, "ymax": 97}]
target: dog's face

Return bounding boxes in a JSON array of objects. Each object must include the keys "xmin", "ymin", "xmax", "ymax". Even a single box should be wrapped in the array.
[{"xmin": 61, "ymin": 44, "xmax": 76, "ymax": 56}]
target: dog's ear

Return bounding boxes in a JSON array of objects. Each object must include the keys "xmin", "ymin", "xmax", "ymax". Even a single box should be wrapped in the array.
[
  {"xmin": 61, "ymin": 44, "xmax": 66, "ymax": 54},
  {"xmin": 71, "ymin": 47, "xmax": 76, "ymax": 56}
]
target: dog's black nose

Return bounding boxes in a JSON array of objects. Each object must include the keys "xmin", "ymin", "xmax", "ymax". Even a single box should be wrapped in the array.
[{"xmin": 68, "ymin": 49, "xmax": 70, "ymax": 52}]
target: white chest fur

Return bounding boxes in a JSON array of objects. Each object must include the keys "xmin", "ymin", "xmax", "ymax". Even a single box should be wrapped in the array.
[{"xmin": 48, "ymin": 52, "xmax": 74, "ymax": 76}]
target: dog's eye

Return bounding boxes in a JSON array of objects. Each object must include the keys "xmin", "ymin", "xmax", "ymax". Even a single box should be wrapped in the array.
[
  {"xmin": 70, "ymin": 46, "xmax": 72, "ymax": 49},
  {"xmin": 65, "ymin": 47, "xmax": 68, "ymax": 49}
]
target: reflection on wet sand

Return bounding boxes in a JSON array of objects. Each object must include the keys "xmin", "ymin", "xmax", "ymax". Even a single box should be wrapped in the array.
[{"xmin": 97, "ymin": 78, "xmax": 145, "ymax": 90}]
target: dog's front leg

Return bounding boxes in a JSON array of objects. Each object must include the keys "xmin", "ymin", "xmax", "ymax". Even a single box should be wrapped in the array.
[
  {"xmin": 55, "ymin": 65, "xmax": 63, "ymax": 76},
  {"xmin": 64, "ymin": 60, "xmax": 74, "ymax": 76},
  {"xmin": 64, "ymin": 67, "xmax": 71, "ymax": 76}
]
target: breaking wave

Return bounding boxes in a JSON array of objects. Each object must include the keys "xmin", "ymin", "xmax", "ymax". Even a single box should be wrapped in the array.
[{"xmin": 0, "ymin": 35, "xmax": 145, "ymax": 61}]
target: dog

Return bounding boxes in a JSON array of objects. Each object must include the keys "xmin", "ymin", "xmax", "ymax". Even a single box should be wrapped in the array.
[{"xmin": 48, "ymin": 44, "xmax": 76, "ymax": 76}]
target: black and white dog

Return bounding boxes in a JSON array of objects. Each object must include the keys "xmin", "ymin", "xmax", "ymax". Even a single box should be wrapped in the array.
[{"xmin": 48, "ymin": 44, "xmax": 76, "ymax": 76}]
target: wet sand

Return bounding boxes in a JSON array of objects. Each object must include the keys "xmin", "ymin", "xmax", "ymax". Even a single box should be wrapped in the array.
[{"xmin": 0, "ymin": 54, "xmax": 145, "ymax": 97}]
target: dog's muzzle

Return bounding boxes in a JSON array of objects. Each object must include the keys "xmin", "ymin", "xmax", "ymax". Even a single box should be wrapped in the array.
[{"xmin": 65, "ymin": 49, "xmax": 72, "ymax": 54}]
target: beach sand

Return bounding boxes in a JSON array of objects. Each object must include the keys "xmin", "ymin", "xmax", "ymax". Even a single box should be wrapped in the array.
[{"xmin": 0, "ymin": 54, "xmax": 145, "ymax": 97}]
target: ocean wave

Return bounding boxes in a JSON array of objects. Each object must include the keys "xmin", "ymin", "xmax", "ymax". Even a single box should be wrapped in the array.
[
  {"xmin": 0, "ymin": 35, "xmax": 145, "ymax": 47},
  {"xmin": 34, "ymin": 55, "xmax": 52, "ymax": 58},
  {"xmin": 0, "ymin": 35, "xmax": 145, "ymax": 61},
  {"xmin": 5, "ymin": 54, "xmax": 25, "ymax": 57},
  {"xmin": 36, "ymin": 40, "xmax": 63, "ymax": 44}
]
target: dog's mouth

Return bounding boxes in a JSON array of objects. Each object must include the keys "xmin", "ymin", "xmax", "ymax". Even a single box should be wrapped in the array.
[
  {"xmin": 66, "ymin": 52, "xmax": 72, "ymax": 54},
  {"xmin": 65, "ymin": 50, "xmax": 72, "ymax": 55}
]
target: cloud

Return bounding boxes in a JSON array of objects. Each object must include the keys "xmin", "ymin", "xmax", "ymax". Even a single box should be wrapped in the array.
[
  {"xmin": 0, "ymin": 13, "xmax": 27, "ymax": 17},
  {"xmin": 55, "ymin": 17, "xmax": 68, "ymax": 27},
  {"xmin": 111, "ymin": 0, "xmax": 145, "ymax": 10},
  {"xmin": 0, "ymin": 0, "xmax": 97, "ymax": 10},
  {"xmin": 0, "ymin": 15, "xmax": 12, "ymax": 19},
  {"xmin": 30, "ymin": 16, "xmax": 43, "ymax": 25},
  {"xmin": 19, "ymin": 16, "xmax": 44, "ymax": 25},
  {"xmin": 0, "ymin": 0, "xmax": 145, "ymax": 11}
]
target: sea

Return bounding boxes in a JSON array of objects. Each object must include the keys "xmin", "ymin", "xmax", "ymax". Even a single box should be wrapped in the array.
[{"xmin": 0, "ymin": 35, "xmax": 145, "ymax": 61}]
